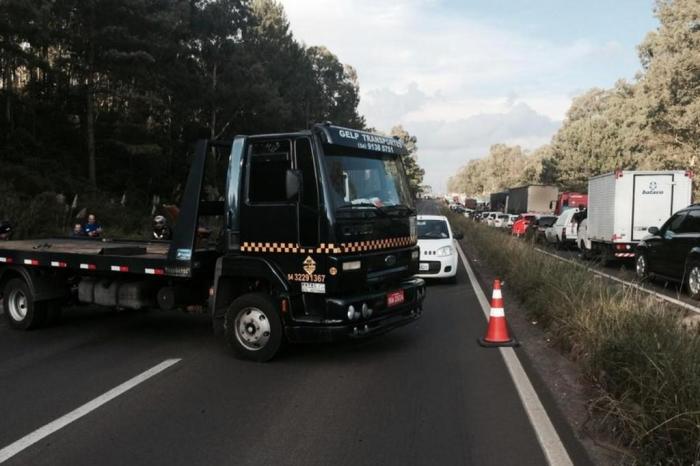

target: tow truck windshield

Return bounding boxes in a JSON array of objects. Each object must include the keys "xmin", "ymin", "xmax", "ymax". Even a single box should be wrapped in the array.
[{"xmin": 324, "ymin": 151, "xmax": 413, "ymax": 213}]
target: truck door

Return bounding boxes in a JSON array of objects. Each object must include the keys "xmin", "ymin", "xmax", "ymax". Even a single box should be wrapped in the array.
[
  {"xmin": 240, "ymin": 139, "xmax": 297, "ymax": 245},
  {"xmin": 632, "ymin": 174, "xmax": 674, "ymax": 241},
  {"xmin": 294, "ymin": 138, "xmax": 320, "ymax": 248}
]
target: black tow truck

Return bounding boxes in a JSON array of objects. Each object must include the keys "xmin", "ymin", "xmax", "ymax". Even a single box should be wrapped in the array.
[{"xmin": 0, "ymin": 124, "xmax": 426, "ymax": 361}]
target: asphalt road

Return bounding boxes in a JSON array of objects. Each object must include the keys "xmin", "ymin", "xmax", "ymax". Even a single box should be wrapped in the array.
[{"xmin": 0, "ymin": 202, "xmax": 589, "ymax": 466}]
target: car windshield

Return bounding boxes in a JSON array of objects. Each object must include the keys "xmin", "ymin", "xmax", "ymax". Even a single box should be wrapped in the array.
[
  {"xmin": 417, "ymin": 219, "xmax": 449, "ymax": 239},
  {"xmin": 324, "ymin": 146, "xmax": 413, "ymax": 212}
]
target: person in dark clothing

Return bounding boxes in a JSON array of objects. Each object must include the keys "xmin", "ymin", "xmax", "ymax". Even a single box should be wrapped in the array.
[
  {"xmin": 152, "ymin": 215, "xmax": 172, "ymax": 240},
  {"xmin": 71, "ymin": 223, "xmax": 85, "ymax": 237},
  {"xmin": 83, "ymin": 214, "xmax": 102, "ymax": 238},
  {"xmin": 0, "ymin": 220, "xmax": 12, "ymax": 241}
]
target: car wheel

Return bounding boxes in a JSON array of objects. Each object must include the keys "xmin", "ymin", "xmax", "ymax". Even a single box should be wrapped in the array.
[
  {"xmin": 635, "ymin": 253, "xmax": 649, "ymax": 280},
  {"xmin": 686, "ymin": 263, "xmax": 700, "ymax": 300},
  {"xmin": 3, "ymin": 278, "xmax": 48, "ymax": 330},
  {"xmin": 224, "ymin": 292, "xmax": 284, "ymax": 362}
]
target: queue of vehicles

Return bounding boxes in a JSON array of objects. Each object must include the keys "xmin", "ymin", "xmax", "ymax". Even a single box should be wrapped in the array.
[{"xmin": 461, "ymin": 170, "xmax": 700, "ymax": 299}]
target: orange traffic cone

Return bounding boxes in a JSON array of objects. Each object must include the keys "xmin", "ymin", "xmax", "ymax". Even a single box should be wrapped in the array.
[{"xmin": 478, "ymin": 279, "xmax": 518, "ymax": 347}]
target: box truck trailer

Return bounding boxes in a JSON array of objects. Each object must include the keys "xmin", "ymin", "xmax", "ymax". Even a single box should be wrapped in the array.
[
  {"xmin": 582, "ymin": 170, "xmax": 693, "ymax": 260},
  {"xmin": 506, "ymin": 185, "xmax": 559, "ymax": 214},
  {"xmin": 489, "ymin": 191, "xmax": 509, "ymax": 212}
]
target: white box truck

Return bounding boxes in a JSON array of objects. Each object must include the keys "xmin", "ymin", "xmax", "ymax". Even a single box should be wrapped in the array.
[{"xmin": 584, "ymin": 170, "xmax": 693, "ymax": 260}]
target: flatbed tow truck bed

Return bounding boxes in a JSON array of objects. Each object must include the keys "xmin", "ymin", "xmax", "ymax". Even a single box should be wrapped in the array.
[
  {"xmin": 0, "ymin": 238, "xmax": 177, "ymax": 276},
  {"xmin": 1, "ymin": 238, "xmax": 168, "ymax": 257}
]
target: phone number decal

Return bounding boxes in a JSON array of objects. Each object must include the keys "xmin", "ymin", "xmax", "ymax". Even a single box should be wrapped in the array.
[{"xmin": 288, "ymin": 273, "xmax": 326, "ymax": 283}]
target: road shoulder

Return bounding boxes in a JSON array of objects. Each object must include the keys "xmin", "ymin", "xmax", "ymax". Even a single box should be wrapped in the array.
[{"xmin": 456, "ymin": 232, "xmax": 626, "ymax": 465}]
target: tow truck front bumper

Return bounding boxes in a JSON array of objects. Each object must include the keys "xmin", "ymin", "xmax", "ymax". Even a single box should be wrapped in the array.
[{"xmin": 285, "ymin": 277, "xmax": 426, "ymax": 343}]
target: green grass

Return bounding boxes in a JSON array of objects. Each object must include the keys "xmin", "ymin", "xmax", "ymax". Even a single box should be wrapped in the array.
[{"xmin": 448, "ymin": 212, "xmax": 700, "ymax": 465}]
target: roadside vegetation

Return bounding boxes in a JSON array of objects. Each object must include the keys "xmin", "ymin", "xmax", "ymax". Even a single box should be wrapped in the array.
[
  {"xmin": 449, "ymin": 212, "xmax": 700, "ymax": 465},
  {"xmin": 0, "ymin": 0, "xmax": 426, "ymax": 239}
]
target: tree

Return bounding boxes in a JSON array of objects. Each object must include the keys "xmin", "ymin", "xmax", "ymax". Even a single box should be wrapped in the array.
[
  {"xmin": 447, "ymin": 144, "xmax": 538, "ymax": 197},
  {"xmin": 636, "ymin": 0, "xmax": 700, "ymax": 172},
  {"xmin": 548, "ymin": 83, "xmax": 641, "ymax": 190},
  {"xmin": 0, "ymin": 0, "xmax": 368, "ymax": 236},
  {"xmin": 390, "ymin": 125, "xmax": 424, "ymax": 197}
]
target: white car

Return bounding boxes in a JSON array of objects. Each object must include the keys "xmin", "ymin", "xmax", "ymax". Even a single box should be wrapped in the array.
[
  {"xmin": 493, "ymin": 214, "xmax": 509, "ymax": 228},
  {"xmin": 546, "ymin": 208, "xmax": 584, "ymax": 248},
  {"xmin": 484, "ymin": 212, "xmax": 500, "ymax": 226},
  {"xmin": 416, "ymin": 215, "xmax": 460, "ymax": 282}
]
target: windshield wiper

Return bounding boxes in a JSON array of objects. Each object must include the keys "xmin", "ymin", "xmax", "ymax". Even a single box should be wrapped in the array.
[
  {"xmin": 379, "ymin": 204, "xmax": 416, "ymax": 215},
  {"xmin": 336, "ymin": 203, "xmax": 387, "ymax": 216}
]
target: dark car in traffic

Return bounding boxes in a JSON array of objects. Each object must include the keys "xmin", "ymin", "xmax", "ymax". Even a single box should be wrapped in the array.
[
  {"xmin": 528, "ymin": 216, "xmax": 557, "ymax": 242},
  {"xmin": 636, "ymin": 205, "xmax": 700, "ymax": 299}
]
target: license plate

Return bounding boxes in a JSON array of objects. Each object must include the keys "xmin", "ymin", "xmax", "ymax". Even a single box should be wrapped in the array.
[
  {"xmin": 387, "ymin": 289, "xmax": 405, "ymax": 307},
  {"xmin": 419, "ymin": 262, "xmax": 429, "ymax": 271},
  {"xmin": 301, "ymin": 282, "xmax": 326, "ymax": 294}
]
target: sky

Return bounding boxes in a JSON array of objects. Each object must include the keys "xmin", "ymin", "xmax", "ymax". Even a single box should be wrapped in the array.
[{"xmin": 281, "ymin": 0, "xmax": 659, "ymax": 193}]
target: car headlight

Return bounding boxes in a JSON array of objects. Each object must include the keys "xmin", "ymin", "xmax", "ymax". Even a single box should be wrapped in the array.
[{"xmin": 436, "ymin": 245, "xmax": 453, "ymax": 257}]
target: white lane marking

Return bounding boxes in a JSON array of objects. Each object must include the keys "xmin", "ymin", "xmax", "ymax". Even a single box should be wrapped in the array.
[
  {"xmin": 455, "ymin": 242, "xmax": 573, "ymax": 466},
  {"xmin": 0, "ymin": 358, "xmax": 181, "ymax": 464},
  {"xmin": 535, "ymin": 247, "xmax": 700, "ymax": 314}
]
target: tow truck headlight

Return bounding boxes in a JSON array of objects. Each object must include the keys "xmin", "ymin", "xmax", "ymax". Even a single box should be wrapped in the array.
[
  {"xmin": 343, "ymin": 260, "xmax": 361, "ymax": 271},
  {"xmin": 436, "ymin": 245, "xmax": 453, "ymax": 257},
  {"xmin": 411, "ymin": 250, "xmax": 419, "ymax": 261}
]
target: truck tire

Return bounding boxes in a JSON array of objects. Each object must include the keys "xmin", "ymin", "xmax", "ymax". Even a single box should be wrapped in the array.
[
  {"xmin": 3, "ymin": 278, "xmax": 47, "ymax": 330},
  {"xmin": 224, "ymin": 293, "xmax": 283, "ymax": 362},
  {"xmin": 685, "ymin": 262, "xmax": 700, "ymax": 300}
]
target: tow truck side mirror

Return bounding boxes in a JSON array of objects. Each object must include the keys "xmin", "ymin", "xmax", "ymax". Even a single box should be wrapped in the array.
[
  {"xmin": 453, "ymin": 232, "xmax": 464, "ymax": 240},
  {"xmin": 286, "ymin": 169, "xmax": 302, "ymax": 201},
  {"xmin": 648, "ymin": 226, "xmax": 660, "ymax": 235}
]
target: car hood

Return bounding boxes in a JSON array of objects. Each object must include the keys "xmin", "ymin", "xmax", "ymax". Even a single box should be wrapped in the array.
[{"xmin": 418, "ymin": 238, "xmax": 453, "ymax": 256}]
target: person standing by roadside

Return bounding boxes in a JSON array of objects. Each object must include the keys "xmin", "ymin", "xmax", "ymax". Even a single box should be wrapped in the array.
[
  {"xmin": 71, "ymin": 223, "xmax": 85, "ymax": 237},
  {"xmin": 0, "ymin": 220, "xmax": 12, "ymax": 240},
  {"xmin": 83, "ymin": 214, "xmax": 103, "ymax": 238},
  {"xmin": 152, "ymin": 215, "xmax": 172, "ymax": 240}
]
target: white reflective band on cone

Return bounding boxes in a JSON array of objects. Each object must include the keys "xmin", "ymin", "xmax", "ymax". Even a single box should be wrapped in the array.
[
  {"xmin": 492, "ymin": 289, "xmax": 502, "ymax": 299},
  {"xmin": 490, "ymin": 307, "xmax": 505, "ymax": 317}
]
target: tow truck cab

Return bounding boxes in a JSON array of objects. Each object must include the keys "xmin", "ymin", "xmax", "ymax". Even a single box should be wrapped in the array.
[{"xmin": 211, "ymin": 123, "xmax": 426, "ymax": 359}]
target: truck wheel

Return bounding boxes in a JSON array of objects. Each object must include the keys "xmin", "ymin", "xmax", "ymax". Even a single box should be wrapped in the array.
[
  {"xmin": 3, "ymin": 278, "xmax": 47, "ymax": 330},
  {"xmin": 635, "ymin": 254, "xmax": 649, "ymax": 280},
  {"xmin": 224, "ymin": 293, "xmax": 283, "ymax": 362},
  {"xmin": 686, "ymin": 263, "xmax": 700, "ymax": 300}
]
